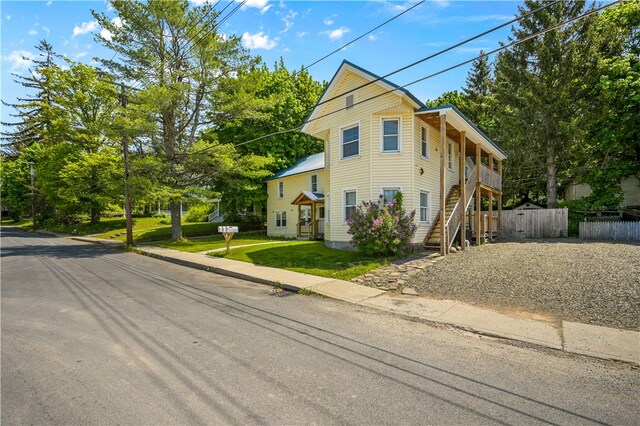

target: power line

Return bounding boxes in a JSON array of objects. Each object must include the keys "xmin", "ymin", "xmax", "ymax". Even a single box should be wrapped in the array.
[{"xmin": 201, "ymin": 0, "xmax": 562, "ymax": 153}]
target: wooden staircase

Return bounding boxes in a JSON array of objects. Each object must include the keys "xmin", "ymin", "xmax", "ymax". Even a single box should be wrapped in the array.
[
  {"xmin": 423, "ymin": 163, "xmax": 479, "ymax": 251},
  {"xmin": 424, "ymin": 185, "xmax": 460, "ymax": 250}
]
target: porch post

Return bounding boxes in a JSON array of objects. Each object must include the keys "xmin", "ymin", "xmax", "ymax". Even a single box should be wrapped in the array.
[
  {"xmin": 439, "ymin": 113, "xmax": 447, "ymax": 256},
  {"xmin": 311, "ymin": 202, "xmax": 316, "ymax": 238},
  {"xmin": 297, "ymin": 204, "xmax": 301, "ymax": 237},
  {"xmin": 498, "ymin": 160, "xmax": 503, "ymax": 236},
  {"xmin": 459, "ymin": 131, "xmax": 466, "ymax": 250},
  {"xmin": 475, "ymin": 144, "xmax": 482, "ymax": 247},
  {"xmin": 488, "ymin": 153, "xmax": 494, "ymax": 242}
]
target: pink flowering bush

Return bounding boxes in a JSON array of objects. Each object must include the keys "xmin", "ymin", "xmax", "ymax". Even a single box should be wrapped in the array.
[{"xmin": 347, "ymin": 193, "xmax": 417, "ymax": 257}]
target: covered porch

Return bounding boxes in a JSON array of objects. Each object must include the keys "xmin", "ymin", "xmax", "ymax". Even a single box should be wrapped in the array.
[
  {"xmin": 291, "ymin": 191, "xmax": 325, "ymax": 240},
  {"xmin": 416, "ymin": 105, "xmax": 506, "ymax": 255}
]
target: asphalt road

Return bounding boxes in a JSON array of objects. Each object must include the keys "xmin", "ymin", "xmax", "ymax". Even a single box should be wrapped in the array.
[{"xmin": 1, "ymin": 227, "xmax": 638, "ymax": 425}]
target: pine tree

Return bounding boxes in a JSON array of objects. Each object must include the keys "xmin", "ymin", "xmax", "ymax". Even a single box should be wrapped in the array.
[{"xmin": 462, "ymin": 51, "xmax": 495, "ymax": 134}]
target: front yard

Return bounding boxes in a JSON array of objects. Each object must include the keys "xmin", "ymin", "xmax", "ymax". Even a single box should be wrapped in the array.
[
  {"xmin": 152, "ymin": 232, "xmax": 287, "ymax": 253},
  {"xmin": 407, "ymin": 240, "xmax": 640, "ymax": 330},
  {"xmin": 210, "ymin": 241, "xmax": 385, "ymax": 280}
]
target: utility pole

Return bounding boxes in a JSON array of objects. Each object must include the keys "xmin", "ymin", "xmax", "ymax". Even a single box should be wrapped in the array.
[
  {"xmin": 29, "ymin": 161, "xmax": 35, "ymax": 228},
  {"xmin": 120, "ymin": 83, "xmax": 134, "ymax": 246}
]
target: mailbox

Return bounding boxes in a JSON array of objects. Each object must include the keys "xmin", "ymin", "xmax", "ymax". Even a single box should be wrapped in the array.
[{"xmin": 218, "ymin": 226, "xmax": 239, "ymax": 254}]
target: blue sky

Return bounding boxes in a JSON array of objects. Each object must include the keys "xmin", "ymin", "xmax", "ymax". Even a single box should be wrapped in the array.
[{"xmin": 1, "ymin": 0, "xmax": 523, "ymax": 124}]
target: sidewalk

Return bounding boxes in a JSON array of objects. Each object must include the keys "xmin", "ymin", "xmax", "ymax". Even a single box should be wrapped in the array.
[{"xmin": 71, "ymin": 235, "xmax": 639, "ymax": 365}]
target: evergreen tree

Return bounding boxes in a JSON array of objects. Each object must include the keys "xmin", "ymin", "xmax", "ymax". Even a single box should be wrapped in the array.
[{"xmin": 462, "ymin": 51, "xmax": 495, "ymax": 134}]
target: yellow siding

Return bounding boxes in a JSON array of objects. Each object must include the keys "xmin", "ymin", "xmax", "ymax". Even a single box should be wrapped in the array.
[
  {"xmin": 266, "ymin": 169, "xmax": 325, "ymax": 238},
  {"xmin": 566, "ymin": 176, "xmax": 640, "ymax": 207}
]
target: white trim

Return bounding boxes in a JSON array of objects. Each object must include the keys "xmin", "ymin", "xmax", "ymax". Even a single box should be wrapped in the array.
[
  {"xmin": 310, "ymin": 174, "xmax": 318, "ymax": 193},
  {"xmin": 447, "ymin": 141, "xmax": 454, "ymax": 171},
  {"xmin": 342, "ymin": 187, "xmax": 358, "ymax": 224},
  {"xmin": 380, "ymin": 117, "xmax": 402, "ymax": 153},
  {"xmin": 340, "ymin": 121, "xmax": 361, "ymax": 160},
  {"xmin": 420, "ymin": 124, "xmax": 430, "ymax": 159},
  {"xmin": 274, "ymin": 210, "xmax": 287, "ymax": 228},
  {"xmin": 380, "ymin": 186, "xmax": 403, "ymax": 204},
  {"xmin": 325, "ymin": 192, "xmax": 330, "ymax": 224},
  {"xmin": 419, "ymin": 190, "xmax": 431, "ymax": 224}
]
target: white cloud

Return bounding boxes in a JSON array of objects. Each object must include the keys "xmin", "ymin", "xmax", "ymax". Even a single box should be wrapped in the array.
[
  {"xmin": 72, "ymin": 21, "xmax": 98, "ymax": 37},
  {"xmin": 6, "ymin": 15, "xmax": 11, "ymax": 21},
  {"xmin": 191, "ymin": 0, "xmax": 216, "ymax": 5},
  {"xmin": 368, "ymin": 34, "xmax": 377, "ymax": 41},
  {"xmin": 433, "ymin": 0, "xmax": 450, "ymax": 8},
  {"xmin": 46, "ymin": 0, "xmax": 52, "ymax": 6},
  {"xmin": 74, "ymin": 51, "xmax": 89, "ymax": 59},
  {"xmin": 3, "ymin": 49, "xmax": 35, "ymax": 71},
  {"xmin": 279, "ymin": 10, "xmax": 297, "ymax": 33},
  {"xmin": 297, "ymin": 31, "xmax": 307, "ymax": 38},
  {"xmin": 242, "ymin": 31, "xmax": 277, "ymax": 50},
  {"xmin": 112, "ymin": 16, "xmax": 123, "ymax": 27},
  {"xmin": 100, "ymin": 28, "xmax": 112, "ymax": 41},
  {"xmin": 322, "ymin": 26, "xmax": 350, "ymax": 41},
  {"xmin": 239, "ymin": 0, "xmax": 272, "ymax": 14},
  {"xmin": 42, "ymin": 26, "xmax": 50, "ymax": 37},
  {"xmin": 323, "ymin": 18, "xmax": 334, "ymax": 26},
  {"xmin": 28, "ymin": 29, "xmax": 38, "ymax": 36}
]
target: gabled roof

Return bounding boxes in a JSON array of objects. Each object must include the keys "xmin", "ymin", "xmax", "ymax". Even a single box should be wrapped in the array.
[
  {"xmin": 416, "ymin": 104, "xmax": 507, "ymax": 160},
  {"xmin": 301, "ymin": 60, "xmax": 427, "ymax": 134},
  {"xmin": 264, "ymin": 152, "xmax": 324, "ymax": 181},
  {"xmin": 291, "ymin": 191, "xmax": 324, "ymax": 205}
]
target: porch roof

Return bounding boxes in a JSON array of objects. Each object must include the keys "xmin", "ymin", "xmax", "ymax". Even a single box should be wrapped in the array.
[{"xmin": 291, "ymin": 191, "xmax": 325, "ymax": 205}]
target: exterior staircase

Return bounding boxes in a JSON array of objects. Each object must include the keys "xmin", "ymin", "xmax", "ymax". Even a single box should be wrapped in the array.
[
  {"xmin": 424, "ymin": 163, "xmax": 479, "ymax": 251},
  {"xmin": 424, "ymin": 185, "xmax": 460, "ymax": 250}
]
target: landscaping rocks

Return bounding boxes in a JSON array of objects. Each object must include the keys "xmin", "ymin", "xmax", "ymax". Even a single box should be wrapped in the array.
[
  {"xmin": 351, "ymin": 250, "xmax": 439, "ymax": 290},
  {"xmin": 401, "ymin": 287, "xmax": 418, "ymax": 296}
]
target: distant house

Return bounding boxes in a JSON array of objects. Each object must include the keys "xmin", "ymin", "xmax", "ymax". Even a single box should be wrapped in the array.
[
  {"xmin": 265, "ymin": 61, "xmax": 507, "ymax": 254},
  {"xmin": 565, "ymin": 176, "xmax": 640, "ymax": 208}
]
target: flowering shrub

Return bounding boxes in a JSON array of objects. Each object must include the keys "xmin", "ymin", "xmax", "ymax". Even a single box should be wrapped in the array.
[{"xmin": 347, "ymin": 193, "xmax": 417, "ymax": 257}]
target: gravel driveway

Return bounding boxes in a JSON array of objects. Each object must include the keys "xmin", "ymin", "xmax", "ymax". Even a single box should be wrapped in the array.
[{"xmin": 407, "ymin": 240, "xmax": 640, "ymax": 330}]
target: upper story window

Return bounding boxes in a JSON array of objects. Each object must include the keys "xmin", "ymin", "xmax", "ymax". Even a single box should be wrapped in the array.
[
  {"xmin": 278, "ymin": 181, "xmax": 284, "ymax": 198},
  {"xmin": 342, "ymin": 124, "xmax": 359, "ymax": 159},
  {"xmin": 311, "ymin": 174, "xmax": 318, "ymax": 193},
  {"xmin": 447, "ymin": 141, "xmax": 453, "ymax": 170},
  {"xmin": 382, "ymin": 119, "xmax": 399, "ymax": 152},
  {"xmin": 421, "ymin": 127, "xmax": 429, "ymax": 158}
]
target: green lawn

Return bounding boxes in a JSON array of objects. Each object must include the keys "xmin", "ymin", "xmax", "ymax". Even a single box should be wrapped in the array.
[
  {"xmin": 0, "ymin": 218, "xmax": 32, "ymax": 227},
  {"xmin": 210, "ymin": 241, "xmax": 385, "ymax": 280},
  {"xmin": 152, "ymin": 232, "xmax": 286, "ymax": 253}
]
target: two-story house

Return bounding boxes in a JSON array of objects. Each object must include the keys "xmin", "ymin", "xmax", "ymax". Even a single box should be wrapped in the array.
[{"xmin": 266, "ymin": 60, "xmax": 506, "ymax": 255}]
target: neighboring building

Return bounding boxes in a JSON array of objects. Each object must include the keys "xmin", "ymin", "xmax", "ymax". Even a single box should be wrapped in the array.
[
  {"xmin": 265, "ymin": 61, "xmax": 507, "ymax": 254},
  {"xmin": 565, "ymin": 176, "xmax": 640, "ymax": 208}
]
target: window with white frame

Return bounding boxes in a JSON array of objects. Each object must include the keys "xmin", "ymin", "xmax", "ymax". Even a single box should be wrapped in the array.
[
  {"xmin": 342, "ymin": 125, "xmax": 359, "ymax": 158},
  {"xmin": 278, "ymin": 181, "xmax": 284, "ymax": 198},
  {"xmin": 421, "ymin": 127, "xmax": 429, "ymax": 158},
  {"xmin": 344, "ymin": 190, "xmax": 357, "ymax": 222},
  {"xmin": 382, "ymin": 119, "xmax": 399, "ymax": 152},
  {"xmin": 420, "ymin": 191, "xmax": 430, "ymax": 223},
  {"xmin": 275, "ymin": 211, "xmax": 287, "ymax": 227},
  {"xmin": 447, "ymin": 142, "xmax": 453, "ymax": 170},
  {"xmin": 382, "ymin": 187, "xmax": 400, "ymax": 204},
  {"xmin": 311, "ymin": 174, "xmax": 318, "ymax": 192}
]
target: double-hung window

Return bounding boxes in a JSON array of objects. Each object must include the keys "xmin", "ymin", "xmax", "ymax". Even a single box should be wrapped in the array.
[
  {"xmin": 420, "ymin": 191, "xmax": 430, "ymax": 223},
  {"xmin": 344, "ymin": 190, "xmax": 357, "ymax": 222},
  {"xmin": 278, "ymin": 181, "xmax": 284, "ymax": 198},
  {"xmin": 382, "ymin": 188, "xmax": 400, "ymax": 204},
  {"xmin": 342, "ymin": 125, "xmax": 359, "ymax": 159},
  {"xmin": 447, "ymin": 142, "xmax": 453, "ymax": 170},
  {"xmin": 382, "ymin": 119, "xmax": 399, "ymax": 152},
  {"xmin": 275, "ymin": 211, "xmax": 287, "ymax": 227},
  {"xmin": 311, "ymin": 174, "xmax": 318, "ymax": 193},
  {"xmin": 421, "ymin": 127, "xmax": 429, "ymax": 158}
]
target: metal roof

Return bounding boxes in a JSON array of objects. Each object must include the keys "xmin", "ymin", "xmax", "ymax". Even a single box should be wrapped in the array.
[{"xmin": 264, "ymin": 152, "xmax": 324, "ymax": 181}]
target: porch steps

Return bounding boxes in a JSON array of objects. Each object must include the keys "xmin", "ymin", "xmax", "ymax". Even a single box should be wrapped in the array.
[{"xmin": 424, "ymin": 185, "xmax": 460, "ymax": 250}]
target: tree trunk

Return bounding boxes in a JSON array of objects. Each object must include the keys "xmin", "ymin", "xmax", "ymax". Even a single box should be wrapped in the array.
[
  {"xmin": 546, "ymin": 144, "xmax": 557, "ymax": 208},
  {"xmin": 170, "ymin": 199, "xmax": 182, "ymax": 240},
  {"xmin": 90, "ymin": 206, "xmax": 101, "ymax": 224}
]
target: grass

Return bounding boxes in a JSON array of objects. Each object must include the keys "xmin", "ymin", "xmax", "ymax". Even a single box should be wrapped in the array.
[
  {"xmin": 152, "ymin": 232, "xmax": 287, "ymax": 253},
  {"xmin": 1, "ymin": 218, "xmax": 32, "ymax": 227},
  {"xmin": 210, "ymin": 241, "xmax": 385, "ymax": 280}
]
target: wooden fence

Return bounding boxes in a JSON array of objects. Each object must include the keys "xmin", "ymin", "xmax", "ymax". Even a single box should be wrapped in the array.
[
  {"xmin": 497, "ymin": 208, "xmax": 568, "ymax": 239},
  {"xmin": 579, "ymin": 221, "xmax": 640, "ymax": 241}
]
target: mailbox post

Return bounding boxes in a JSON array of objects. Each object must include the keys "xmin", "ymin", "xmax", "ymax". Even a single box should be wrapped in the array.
[{"xmin": 218, "ymin": 226, "xmax": 239, "ymax": 255}]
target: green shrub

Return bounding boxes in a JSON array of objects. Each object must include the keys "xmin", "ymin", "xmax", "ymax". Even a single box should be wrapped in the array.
[
  {"xmin": 347, "ymin": 194, "xmax": 417, "ymax": 257},
  {"xmin": 183, "ymin": 204, "xmax": 211, "ymax": 223}
]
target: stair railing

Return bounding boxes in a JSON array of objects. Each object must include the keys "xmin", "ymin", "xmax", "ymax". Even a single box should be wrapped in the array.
[{"xmin": 444, "ymin": 164, "xmax": 479, "ymax": 250}]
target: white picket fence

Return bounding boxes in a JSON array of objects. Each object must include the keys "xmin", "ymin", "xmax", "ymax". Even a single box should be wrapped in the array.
[
  {"xmin": 498, "ymin": 208, "xmax": 568, "ymax": 239},
  {"xmin": 579, "ymin": 221, "xmax": 640, "ymax": 241}
]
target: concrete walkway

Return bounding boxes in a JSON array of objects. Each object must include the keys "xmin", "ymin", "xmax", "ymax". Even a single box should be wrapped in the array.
[{"xmin": 69, "ymin": 234, "xmax": 640, "ymax": 365}]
